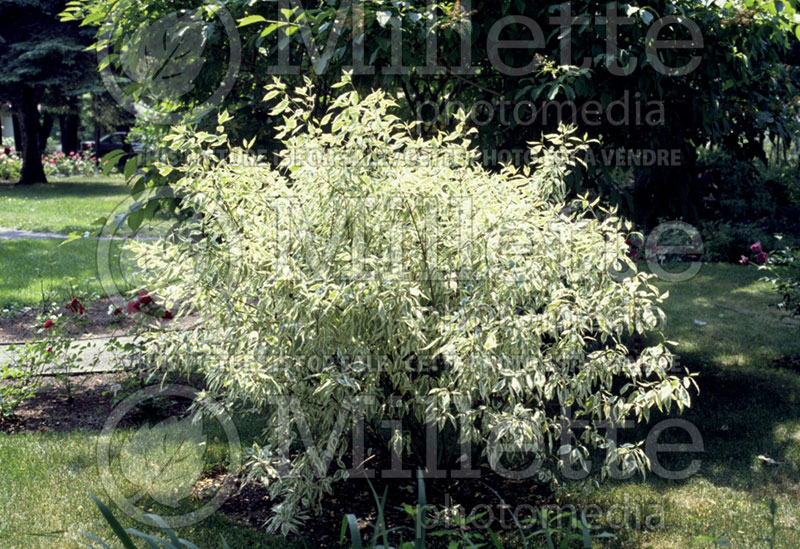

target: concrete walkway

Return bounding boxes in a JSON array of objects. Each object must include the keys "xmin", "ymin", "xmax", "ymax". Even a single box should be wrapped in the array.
[
  {"xmin": 0, "ymin": 227, "xmax": 68, "ymax": 240},
  {"xmin": 0, "ymin": 335, "xmax": 134, "ymax": 374},
  {"xmin": 0, "ymin": 226, "xmax": 159, "ymax": 241}
]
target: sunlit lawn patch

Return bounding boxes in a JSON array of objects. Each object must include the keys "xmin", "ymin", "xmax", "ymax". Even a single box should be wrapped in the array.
[{"xmin": 0, "ymin": 177, "xmax": 129, "ymax": 235}]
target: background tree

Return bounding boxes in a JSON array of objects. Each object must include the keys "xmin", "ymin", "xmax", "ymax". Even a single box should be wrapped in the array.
[
  {"xmin": 65, "ymin": 0, "xmax": 799, "ymax": 224},
  {"xmin": 0, "ymin": 0, "xmax": 95, "ymax": 183}
]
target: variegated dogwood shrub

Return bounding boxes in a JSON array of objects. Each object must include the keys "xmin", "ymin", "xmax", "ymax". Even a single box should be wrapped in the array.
[{"xmin": 128, "ymin": 79, "xmax": 694, "ymax": 535}]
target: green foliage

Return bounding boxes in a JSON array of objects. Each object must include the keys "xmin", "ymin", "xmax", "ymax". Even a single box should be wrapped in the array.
[
  {"xmin": 0, "ymin": 145, "xmax": 22, "ymax": 181},
  {"xmin": 0, "ymin": 0, "xmax": 97, "ymax": 183},
  {"xmin": 696, "ymin": 149, "xmax": 800, "ymax": 223},
  {"xmin": 762, "ymin": 241, "xmax": 800, "ymax": 319},
  {"xmin": 81, "ymin": 495, "xmax": 231, "ymax": 549},
  {"xmin": 0, "ymin": 362, "xmax": 41, "ymax": 418},
  {"xmin": 129, "ymin": 82, "xmax": 693, "ymax": 534},
  {"xmin": 698, "ymin": 221, "xmax": 800, "ymax": 264},
  {"xmin": 0, "ymin": 0, "xmax": 92, "ymax": 90},
  {"xmin": 66, "ymin": 0, "xmax": 800, "ymax": 222},
  {"xmin": 43, "ymin": 151, "xmax": 100, "ymax": 178}
]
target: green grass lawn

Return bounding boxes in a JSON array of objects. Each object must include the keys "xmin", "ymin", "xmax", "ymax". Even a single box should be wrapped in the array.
[
  {"xmin": 0, "ymin": 176, "xmax": 129, "ymax": 235},
  {"xmin": 0, "ymin": 176, "xmax": 148, "ymax": 311},
  {"xmin": 0, "ymin": 238, "xmax": 133, "ymax": 312},
  {"xmin": 0, "ymin": 418, "xmax": 293, "ymax": 549},
  {"xmin": 557, "ymin": 263, "xmax": 800, "ymax": 548}
]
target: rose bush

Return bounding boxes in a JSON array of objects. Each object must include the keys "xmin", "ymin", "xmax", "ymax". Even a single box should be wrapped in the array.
[
  {"xmin": 0, "ymin": 145, "xmax": 21, "ymax": 180},
  {"xmin": 42, "ymin": 150, "xmax": 99, "ymax": 177},
  {"xmin": 127, "ymin": 79, "xmax": 694, "ymax": 535},
  {"xmin": 1, "ymin": 147, "xmax": 99, "ymax": 180},
  {"xmin": 761, "ymin": 240, "xmax": 800, "ymax": 319},
  {"xmin": 739, "ymin": 241, "xmax": 770, "ymax": 265}
]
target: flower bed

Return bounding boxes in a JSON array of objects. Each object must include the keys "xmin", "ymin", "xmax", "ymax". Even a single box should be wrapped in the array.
[
  {"xmin": 0, "ymin": 146, "xmax": 21, "ymax": 180},
  {"xmin": 43, "ymin": 151, "xmax": 100, "ymax": 177},
  {"xmin": 1, "ymin": 147, "xmax": 100, "ymax": 180}
]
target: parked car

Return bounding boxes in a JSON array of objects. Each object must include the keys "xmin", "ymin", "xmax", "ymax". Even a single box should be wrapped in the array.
[{"xmin": 81, "ymin": 132, "xmax": 144, "ymax": 155}]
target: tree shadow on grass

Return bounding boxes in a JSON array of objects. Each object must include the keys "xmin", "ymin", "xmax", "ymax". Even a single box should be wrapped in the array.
[
  {"xmin": 612, "ymin": 353, "xmax": 800, "ymax": 501},
  {"xmin": 0, "ymin": 181, "xmax": 126, "ymax": 200}
]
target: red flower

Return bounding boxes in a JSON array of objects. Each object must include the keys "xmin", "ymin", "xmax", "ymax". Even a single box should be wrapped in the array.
[
  {"xmin": 46, "ymin": 346, "xmax": 53, "ymax": 353},
  {"xmin": 750, "ymin": 241, "xmax": 763, "ymax": 254},
  {"xmin": 161, "ymin": 310, "xmax": 173, "ymax": 320},
  {"xmin": 139, "ymin": 295, "xmax": 153, "ymax": 305},
  {"xmin": 65, "ymin": 297, "xmax": 85, "ymax": 314},
  {"xmin": 112, "ymin": 307, "xmax": 122, "ymax": 316},
  {"xmin": 739, "ymin": 255, "xmax": 750, "ymax": 265},
  {"xmin": 755, "ymin": 251, "xmax": 769, "ymax": 264},
  {"xmin": 43, "ymin": 320, "xmax": 54, "ymax": 329},
  {"xmin": 126, "ymin": 301, "xmax": 141, "ymax": 314},
  {"xmin": 137, "ymin": 290, "xmax": 149, "ymax": 298}
]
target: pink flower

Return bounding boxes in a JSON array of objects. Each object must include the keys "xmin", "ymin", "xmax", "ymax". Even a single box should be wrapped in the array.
[
  {"xmin": 126, "ymin": 301, "xmax": 141, "ymax": 314},
  {"xmin": 750, "ymin": 242, "xmax": 763, "ymax": 254},
  {"xmin": 739, "ymin": 255, "xmax": 750, "ymax": 265},
  {"xmin": 755, "ymin": 251, "xmax": 769, "ymax": 264}
]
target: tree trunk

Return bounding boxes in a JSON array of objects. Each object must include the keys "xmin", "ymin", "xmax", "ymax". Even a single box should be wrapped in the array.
[
  {"xmin": 93, "ymin": 95, "xmax": 101, "ymax": 148},
  {"xmin": 59, "ymin": 113, "xmax": 80, "ymax": 154},
  {"xmin": 38, "ymin": 111, "xmax": 54, "ymax": 152},
  {"xmin": 93, "ymin": 94, "xmax": 102, "ymax": 165},
  {"xmin": 12, "ymin": 114, "xmax": 22, "ymax": 152},
  {"xmin": 16, "ymin": 87, "xmax": 47, "ymax": 185}
]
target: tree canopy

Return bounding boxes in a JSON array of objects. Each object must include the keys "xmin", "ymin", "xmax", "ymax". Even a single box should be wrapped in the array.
[
  {"xmin": 62, "ymin": 0, "xmax": 800, "ymax": 221},
  {"xmin": 1, "ymin": 0, "xmax": 95, "ymax": 183}
]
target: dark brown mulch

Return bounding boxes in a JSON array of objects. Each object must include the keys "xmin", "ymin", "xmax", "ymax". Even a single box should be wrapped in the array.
[
  {"xmin": 0, "ymin": 373, "xmax": 129, "ymax": 434},
  {"xmin": 0, "ymin": 373, "xmax": 194, "ymax": 434},
  {"xmin": 218, "ymin": 466, "xmax": 553, "ymax": 547},
  {"xmin": 0, "ymin": 298, "xmax": 198, "ymax": 343}
]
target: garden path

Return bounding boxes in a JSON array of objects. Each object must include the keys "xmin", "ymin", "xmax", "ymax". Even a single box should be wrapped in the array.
[
  {"xmin": 0, "ymin": 335, "xmax": 134, "ymax": 374},
  {"xmin": 0, "ymin": 226, "xmax": 157, "ymax": 240},
  {"xmin": 0, "ymin": 227, "xmax": 65, "ymax": 239}
]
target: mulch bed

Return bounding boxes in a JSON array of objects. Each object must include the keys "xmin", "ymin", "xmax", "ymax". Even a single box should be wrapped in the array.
[
  {"xmin": 0, "ymin": 373, "xmax": 191, "ymax": 434},
  {"xmin": 219, "ymin": 471, "xmax": 553, "ymax": 546},
  {"xmin": 0, "ymin": 373, "xmax": 128, "ymax": 434},
  {"xmin": 0, "ymin": 297, "xmax": 198, "ymax": 343},
  {"xmin": 0, "ymin": 298, "xmax": 134, "ymax": 343}
]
